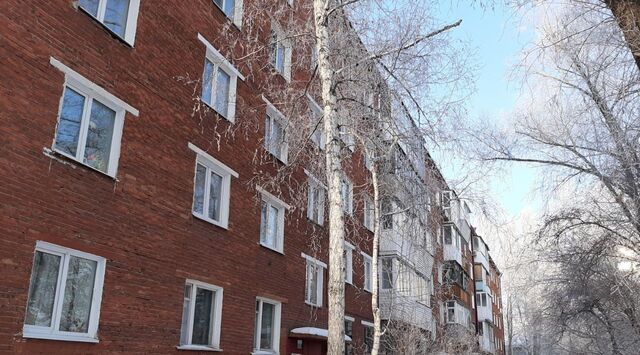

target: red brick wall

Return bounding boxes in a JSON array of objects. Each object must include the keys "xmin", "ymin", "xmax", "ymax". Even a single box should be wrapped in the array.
[{"xmin": 0, "ymin": 1, "xmax": 372, "ymax": 353}]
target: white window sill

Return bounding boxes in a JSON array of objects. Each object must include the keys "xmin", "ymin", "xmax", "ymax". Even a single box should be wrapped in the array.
[
  {"xmin": 307, "ymin": 217, "xmax": 324, "ymax": 227},
  {"xmin": 305, "ymin": 301, "xmax": 321, "ymax": 308},
  {"xmin": 252, "ymin": 350, "xmax": 279, "ymax": 355},
  {"xmin": 23, "ymin": 331, "xmax": 99, "ymax": 343},
  {"xmin": 259, "ymin": 242, "xmax": 284, "ymax": 255},
  {"xmin": 201, "ymin": 98, "xmax": 233, "ymax": 123},
  {"xmin": 177, "ymin": 345, "xmax": 222, "ymax": 352},
  {"xmin": 192, "ymin": 211, "xmax": 228, "ymax": 230},
  {"xmin": 46, "ymin": 147, "xmax": 117, "ymax": 179},
  {"xmin": 363, "ymin": 288, "xmax": 372, "ymax": 293},
  {"xmin": 266, "ymin": 149, "xmax": 288, "ymax": 165}
]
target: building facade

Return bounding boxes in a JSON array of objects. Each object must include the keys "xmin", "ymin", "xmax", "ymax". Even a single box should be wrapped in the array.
[{"xmin": 0, "ymin": 1, "xmax": 506, "ymax": 354}]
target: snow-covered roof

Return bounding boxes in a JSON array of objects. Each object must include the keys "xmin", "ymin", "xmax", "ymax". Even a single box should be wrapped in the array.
[{"xmin": 290, "ymin": 327, "xmax": 352, "ymax": 342}]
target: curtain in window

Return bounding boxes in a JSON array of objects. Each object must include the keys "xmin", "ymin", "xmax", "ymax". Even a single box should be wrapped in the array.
[
  {"xmin": 59, "ymin": 256, "xmax": 97, "ymax": 333},
  {"xmin": 208, "ymin": 172, "xmax": 223, "ymax": 221},
  {"xmin": 260, "ymin": 302, "xmax": 274, "ymax": 349},
  {"xmin": 25, "ymin": 252, "xmax": 61, "ymax": 327},
  {"xmin": 191, "ymin": 288, "xmax": 214, "ymax": 345},
  {"xmin": 103, "ymin": 0, "xmax": 130, "ymax": 37},
  {"xmin": 84, "ymin": 100, "xmax": 116, "ymax": 173}
]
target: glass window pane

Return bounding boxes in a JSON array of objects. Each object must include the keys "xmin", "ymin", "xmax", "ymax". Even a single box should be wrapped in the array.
[
  {"xmin": 260, "ymin": 302, "xmax": 274, "ymax": 350},
  {"xmin": 103, "ymin": 0, "xmax": 130, "ymax": 37},
  {"xmin": 25, "ymin": 252, "xmax": 62, "ymax": 327},
  {"xmin": 180, "ymin": 284, "xmax": 192, "ymax": 345},
  {"xmin": 191, "ymin": 287, "xmax": 214, "ymax": 346},
  {"xmin": 215, "ymin": 69, "xmax": 231, "ymax": 117},
  {"xmin": 202, "ymin": 59, "xmax": 214, "ymax": 105},
  {"xmin": 193, "ymin": 164, "xmax": 207, "ymax": 215},
  {"xmin": 208, "ymin": 172, "xmax": 223, "ymax": 221},
  {"xmin": 223, "ymin": 0, "xmax": 235, "ymax": 18},
  {"xmin": 59, "ymin": 256, "xmax": 97, "ymax": 333},
  {"xmin": 254, "ymin": 301, "xmax": 260, "ymax": 348},
  {"xmin": 276, "ymin": 44, "xmax": 285, "ymax": 73},
  {"xmin": 84, "ymin": 100, "xmax": 116, "ymax": 173},
  {"xmin": 267, "ymin": 205, "xmax": 278, "ymax": 247},
  {"xmin": 55, "ymin": 88, "xmax": 86, "ymax": 157},
  {"xmin": 78, "ymin": 0, "xmax": 100, "ymax": 17},
  {"xmin": 259, "ymin": 201, "xmax": 268, "ymax": 244}
]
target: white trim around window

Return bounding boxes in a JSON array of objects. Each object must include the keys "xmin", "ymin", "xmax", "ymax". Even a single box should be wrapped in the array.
[
  {"xmin": 262, "ymin": 96, "xmax": 288, "ymax": 164},
  {"xmin": 269, "ymin": 22, "xmax": 293, "ymax": 82},
  {"xmin": 305, "ymin": 171, "xmax": 326, "ymax": 226},
  {"xmin": 301, "ymin": 253, "xmax": 326, "ymax": 307},
  {"xmin": 189, "ymin": 142, "xmax": 238, "ymax": 229},
  {"xmin": 77, "ymin": 0, "xmax": 141, "ymax": 45},
  {"xmin": 23, "ymin": 241, "xmax": 106, "ymax": 343},
  {"xmin": 341, "ymin": 175, "xmax": 353, "ymax": 215},
  {"xmin": 49, "ymin": 57, "xmax": 138, "ymax": 178},
  {"xmin": 253, "ymin": 297, "xmax": 281, "ymax": 354},
  {"xmin": 257, "ymin": 186, "xmax": 289, "ymax": 254},
  {"xmin": 344, "ymin": 241, "xmax": 354, "ymax": 284},
  {"xmin": 307, "ymin": 95, "xmax": 325, "ymax": 149},
  {"xmin": 212, "ymin": 0, "xmax": 244, "ymax": 27},
  {"xmin": 197, "ymin": 33, "xmax": 244, "ymax": 123},
  {"xmin": 177, "ymin": 279, "xmax": 224, "ymax": 351},
  {"xmin": 361, "ymin": 252, "xmax": 372, "ymax": 292},
  {"xmin": 363, "ymin": 195, "xmax": 374, "ymax": 232}
]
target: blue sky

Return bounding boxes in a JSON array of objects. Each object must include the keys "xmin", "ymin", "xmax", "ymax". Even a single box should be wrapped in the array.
[{"xmin": 434, "ymin": 1, "xmax": 542, "ymax": 220}]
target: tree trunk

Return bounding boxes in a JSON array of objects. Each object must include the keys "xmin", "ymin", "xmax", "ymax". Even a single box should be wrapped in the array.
[
  {"xmin": 370, "ymin": 162, "xmax": 382, "ymax": 355},
  {"xmin": 606, "ymin": 0, "xmax": 640, "ymax": 70},
  {"xmin": 313, "ymin": 1, "xmax": 346, "ymax": 354}
]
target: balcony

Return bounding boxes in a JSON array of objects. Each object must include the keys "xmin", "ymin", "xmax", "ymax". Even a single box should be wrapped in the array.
[{"xmin": 379, "ymin": 288, "xmax": 434, "ymax": 331}]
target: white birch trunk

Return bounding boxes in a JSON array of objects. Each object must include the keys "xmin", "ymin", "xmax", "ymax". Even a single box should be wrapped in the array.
[
  {"xmin": 370, "ymin": 163, "xmax": 382, "ymax": 355},
  {"xmin": 313, "ymin": 1, "xmax": 345, "ymax": 353}
]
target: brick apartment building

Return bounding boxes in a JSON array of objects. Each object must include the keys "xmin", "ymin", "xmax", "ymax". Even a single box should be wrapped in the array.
[{"xmin": 0, "ymin": 1, "xmax": 507, "ymax": 354}]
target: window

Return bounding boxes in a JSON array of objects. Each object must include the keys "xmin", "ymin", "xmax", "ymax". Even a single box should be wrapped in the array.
[
  {"xmin": 269, "ymin": 24, "xmax": 292, "ymax": 81},
  {"xmin": 178, "ymin": 280, "xmax": 223, "ymax": 350},
  {"xmin": 341, "ymin": 176, "xmax": 353, "ymax": 214},
  {"xmin": 308, "ymin": 96, "xmax": 325, "ymax": 149},
  {"xmin": 344, "ymin": 317, "xmax": 354, "ymax": 355},
  {"xmin": 23, "ymin": 241, "xmax": 106, "ymax": 342},
  {"xmin": 253, "ymin": 297, "xmax": 281, "ymax": 353},
  {"xmin": 198, "ymin": 34, "xmax": 244, "ymax": 122},
  {"xmin": 190, "ymin": 143, "xmax": 238, "ymax": 229},
  {"xmin": 49, "ymin": 58, "xmax": 138, "ymax": 177},
  {"xmin": 443, "ymin": 225, "xmax": 452, "ymax": 244},
  {"xmin": 258, "ymin": 186, "xmax": 289, "ymax": 253},
  {"xmin": 381, "ymin": 258, "xmax": 393, "ymax": 289},
  {"xmin": 263, "ymin": 97, "xmax": 288, "ymax": 163},
  {"xmin": 339, "ymin": 124, "xmax": 355, "ymax": 151},
  {"xmin": 344, "ymin": 242, "xmax": 354, "ymax": 284},
  {"xmin": 476, "ymin": 293, "xmax": 487, "ymax": 307},
  {"xmin": 212, "ymin": 0, "xmax": 243, "ymax": 26},
  {"xmin": 78, "ymin": 0, "xmax": 141, "ymax": 45},
  {"xmin": 363, "ymin": 195, "xmax": 374, "ymax": 231},
  {"xmin": 306, "ymin": 174, "xmax": 326, "ymax": 225},
  {"xmin": 362, "ymin": 321, "xmax": 374, "ymax": 355},
  {"xmin": 381, "ymin": 199, "xmax": 393, "ymax": 230},
  {"xmin": 302, "ymin": 253, "xmax": 326, "ymax": 307},
  {"xmin": 361, "ymin": 253, "xmax": 373, "ymax": 292}
]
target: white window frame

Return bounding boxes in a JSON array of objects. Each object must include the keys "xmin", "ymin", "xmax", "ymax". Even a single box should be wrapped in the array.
[
  {"xmin": 362, "ymin": 252, "xmax": 372, "ymax": 292},
  {"xmin": 306, "ymin": 172, "xmax": 326, "ymax": 226},
  {"xmin": 212, "ymin": 0, "xmax": 244, "ymax": 27},
  {"xmin": 341, "ymin": 175, "xmax": 353, "ymax": 215},
  {"xmin": 77, "ymin": 0, "xmax": 141, "ymax": 45},
  {"xmin": 253, "ymin": 297, "xmax": 282, "ymax": 354},
  {"xmin": 257, "ymin": 186, "xmax": 290, "ymax": 253},
  {"xmin": 197, "ymin": 34, "xmax": 244, "ymax": 123},
  {"xmin": 49, "ymin": 57, "xmax": 138, "ymax": 178},
  {"xmin": 262, "ymin": 96, "xmax": 288, "ymax": 164},
  {"xmin": 189, "ymin": 142, "xmax": 238, "ymax": 229},
  {"xmin": 23, "ymin": 241, "xmax": 106, "ymax": 343},
  {"xmin": 302, "ymin": 253, "xmax": 326, "ymax": 307},
  {"xmin": 308, "ymin": 96, "xmax": 325, "ymax": 149},
  {"xmin": 177, "ymin": 279, "xmax": 224, "ymax": 351},
  {"xmin": 270, "ymin": 22, "xmax": 293, "ymax": 81},
  {"xmin": 344, "ymin": 241, "xmax": 354, "ymax": 284},
  {"xmin": 363, "ymin": 195, "xmax": 374, "ymax": 231}
]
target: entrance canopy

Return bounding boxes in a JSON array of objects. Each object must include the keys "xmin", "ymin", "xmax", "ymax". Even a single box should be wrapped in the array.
[{"xmin": 290, "ymin": 327, "xmax": 352, "ymax": 342}]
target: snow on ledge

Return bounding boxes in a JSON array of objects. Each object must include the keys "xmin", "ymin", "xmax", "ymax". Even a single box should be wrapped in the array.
[{"xmin": 290, "ymin": 327, "xmax": 352, "ymax": 342}]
